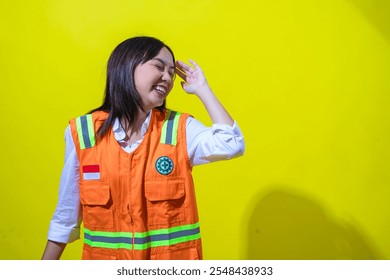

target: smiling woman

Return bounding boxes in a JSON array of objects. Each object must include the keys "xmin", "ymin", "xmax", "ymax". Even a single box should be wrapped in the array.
[
  {"xmin": 41, "ymin": 36, "xmax": 245, "ymax": 260},
  {"xmin": 134, "ymin": 47, "xmax": 175, "ymax": 111}
]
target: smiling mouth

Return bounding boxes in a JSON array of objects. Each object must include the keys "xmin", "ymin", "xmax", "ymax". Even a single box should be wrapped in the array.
[{"xmin": 153, "ymin": 85, "xmax": 167, "ymax": 96}]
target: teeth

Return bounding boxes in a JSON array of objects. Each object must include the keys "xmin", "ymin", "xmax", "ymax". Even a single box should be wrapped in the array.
[{"xmin": 155, "ymin": 86, "xmax": 166, "ymax": 94}]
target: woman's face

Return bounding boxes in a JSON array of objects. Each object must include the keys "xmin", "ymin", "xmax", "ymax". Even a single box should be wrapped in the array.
[{"xmin": 134, "ymin": 47, "xmax": 175, "ymax": 111}]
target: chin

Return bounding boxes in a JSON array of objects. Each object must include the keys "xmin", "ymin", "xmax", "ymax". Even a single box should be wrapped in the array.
[{"xmin": 155, "ymin": 99, "xmax": 165, "ymax": 107}]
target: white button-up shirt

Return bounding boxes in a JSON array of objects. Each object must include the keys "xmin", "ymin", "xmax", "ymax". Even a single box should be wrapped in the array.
[{"xmin": 47, "ymin": 114, "xmax": 245, "ymax": 243}]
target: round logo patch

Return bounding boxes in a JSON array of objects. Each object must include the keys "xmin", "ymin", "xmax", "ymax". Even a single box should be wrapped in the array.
[{"xmin": 155, "ymin": 156, "xmax": 174, "ymax": 175}]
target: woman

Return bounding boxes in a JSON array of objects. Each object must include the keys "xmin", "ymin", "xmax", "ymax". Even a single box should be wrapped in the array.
[{"xmin": 42, "ymin": 36, "xmax": 245, "ymax": 260}]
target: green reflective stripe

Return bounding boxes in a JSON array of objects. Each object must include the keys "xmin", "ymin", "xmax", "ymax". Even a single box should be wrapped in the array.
[
  {"xmin": 170, "ymin": 112, "xmax": 181, "ymax": 146},
  {"xmin": 134, "ymin": 232, "xmax": 201, "ymax": 250},
  {"xmin": 86, "ymin": 114, "xmax": 95, "ymax": 147},
  {"xmin": 160, "ymin": 110, "xmax": 181, "ymax": 146},
  {"xmin": 84, "ymin": 222, "xmax": 199, "ymax": 238},
  {"xmin": 83, "ymin": 222, "xmax": 201, "ymax": 251},
  {"xmin": 160, "ymin": 110, "xmax": 171, "ymax": 144},
  {"xmin": 75, "ymin": 117, "xmax": 86, "ymax": 149},
  {"xmin": 75, "ymin": 114, "xmax": 95, "ymax": 149},
  {"xmin": 84, "ymin": 239, "xmax": 133, "ymax": 250},
  {"xmin": 134, "ymin": 221, "xmax": 199, "ymax": 238},
  {"xmin": 84, "ymin": 232, "xmax": 201, "ymax": 250}
]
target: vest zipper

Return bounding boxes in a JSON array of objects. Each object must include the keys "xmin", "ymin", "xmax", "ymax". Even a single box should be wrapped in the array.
[{"xmin": 127, "ymin": 203, "xmax": 135, "ymax": 258}]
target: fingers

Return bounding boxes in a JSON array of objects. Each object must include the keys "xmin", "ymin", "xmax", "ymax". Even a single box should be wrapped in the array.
[
  {"xmin": 175, "ymin": 66, "xmax": 187, "ymax": 81},
  {"xmin": 180, "ymin": 81, "xmax": 188, "ymax": 91},
  {"xmin": 176, "ymin": 60, "xmax": 192, "ymax": 75},
  {"xmin": 175, "ymin": 60, "xmax": 190, "ymax": 83},
  {"xmin": 176, "ymin": 59, "xmax": 201, "ymax": 73},
  {"xmin": 188, "ymin": 59, "xmax": 200, "ymax": 70}
]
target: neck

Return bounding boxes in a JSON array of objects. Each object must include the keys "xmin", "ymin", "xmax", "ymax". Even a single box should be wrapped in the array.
[
  {"xmin": 121, "ymin": 109, "xmax": 151, "ymax": 138},
  {"xmin": 134, "ymin": 109, "xmax": 150, "ymax": 130}
]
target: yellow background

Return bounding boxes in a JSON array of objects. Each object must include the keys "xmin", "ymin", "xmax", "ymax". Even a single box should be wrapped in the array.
[{"xmin": 1, "ymin": 0, "xmax": 389, "ymax": 259}]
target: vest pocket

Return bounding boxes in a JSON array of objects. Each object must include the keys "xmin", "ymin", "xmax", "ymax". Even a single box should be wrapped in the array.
[
  {"xmin": 145, "ymin": 178, "xmax": 186, "ymax": 226},
  {"xmin": 80, "ymin": 180, "xmax": 114, "ymax": 230},
  {"xmin": 151, "ymin": 246, "xmax": 199, "ymax": 260}
]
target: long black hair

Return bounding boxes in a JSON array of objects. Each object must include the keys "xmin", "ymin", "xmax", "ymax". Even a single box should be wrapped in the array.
[{"xmin": 90, "ymin": 36, "xmax": 175, "ymax": 141}]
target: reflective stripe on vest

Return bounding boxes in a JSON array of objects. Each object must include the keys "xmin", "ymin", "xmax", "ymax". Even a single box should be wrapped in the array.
[
  {"xmin": 160, "ymin": 110, "xmax": 181, "ymax": 146},
  {"xmin": 84, "ymin": 222, "xmax": 200, "ymax": 250},
  {"xmin": 75, "ymin": 114, "xmax": 96, "ymax": 149}
]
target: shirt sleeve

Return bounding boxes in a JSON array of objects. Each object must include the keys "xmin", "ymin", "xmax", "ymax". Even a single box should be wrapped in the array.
[
  {"xmin": 47, "ymin": 125, "xmax": 82, "ymax": 243},
  {"xmin": 186, "ymin": 117, "xmax": 245, "ymax": 166}
]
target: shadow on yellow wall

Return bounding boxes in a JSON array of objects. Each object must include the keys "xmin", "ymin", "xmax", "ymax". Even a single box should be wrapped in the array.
[
  {"xmin": 247, "ymin": 188, "xmax": 383, "ymax": 259},
  {"xmin": 348, "ymin": 0, "xmax": 390, "ymax": 42}
]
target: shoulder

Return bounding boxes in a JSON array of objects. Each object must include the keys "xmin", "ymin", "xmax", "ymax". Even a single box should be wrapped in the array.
[
  {"xmin": 68, "ymin": 111, "xmax": 109, "ymax": 150},
  {"xmin": 69, "ymin": 111, "xmax": 109, "ymax": 128},
  {"xmin": 164, "ymin": 108, "xmax": 192, "ymax": 119}
]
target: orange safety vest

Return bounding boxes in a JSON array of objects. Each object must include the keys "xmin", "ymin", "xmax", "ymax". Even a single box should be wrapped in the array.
[{"xmin": 69, "ymin": 109, "xmax": 202, "ymax": 260}]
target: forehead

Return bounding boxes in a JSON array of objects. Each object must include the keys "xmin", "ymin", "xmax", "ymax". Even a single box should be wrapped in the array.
[{"xmin": 152, "ymin": 47, "xmax": 174, "ymax": 67}]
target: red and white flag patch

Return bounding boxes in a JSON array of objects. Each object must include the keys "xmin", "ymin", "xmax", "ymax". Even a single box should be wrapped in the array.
[{"xmin": 82, "ymin": 165, "xmax": 100, "ymax": 180}]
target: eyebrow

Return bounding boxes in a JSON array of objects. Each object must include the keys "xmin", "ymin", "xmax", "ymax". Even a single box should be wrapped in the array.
[{"xmin": 152, "ymin": 58, "xmax": 175, "ymax": 70}]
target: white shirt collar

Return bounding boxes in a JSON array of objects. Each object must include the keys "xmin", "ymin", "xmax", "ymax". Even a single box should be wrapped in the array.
[{"xmin": 112, "ymin": 111, "xmax": 152, "ymax": 142}]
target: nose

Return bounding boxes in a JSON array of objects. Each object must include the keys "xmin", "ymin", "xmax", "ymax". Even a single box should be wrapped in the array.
[{"xmin": 162, "ymin": 69, "xmax": 174, "ymax": 84}]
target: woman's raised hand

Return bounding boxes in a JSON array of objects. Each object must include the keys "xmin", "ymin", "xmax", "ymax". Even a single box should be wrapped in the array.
[{"xmin": 175, "ymin": 59, "xmax": 210, "ymax": 95}]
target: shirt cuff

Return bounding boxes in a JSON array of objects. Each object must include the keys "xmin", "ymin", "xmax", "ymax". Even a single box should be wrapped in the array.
[
  {"xmin": 47, "ymin": 221, "xmax": 80, "ymax": 243},
  {"xmin": 211, "ymin": 121, "xmax": 242, "ymax": 135}
]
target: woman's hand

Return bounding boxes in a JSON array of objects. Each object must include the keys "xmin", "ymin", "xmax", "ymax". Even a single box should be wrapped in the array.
[
  {"xmin": 175, "ymin": 59, "xmax": 210, "ymax": 95},
  {"xmin": 175, "ymin": 59, "xmax": 234, "ymax": 126}
]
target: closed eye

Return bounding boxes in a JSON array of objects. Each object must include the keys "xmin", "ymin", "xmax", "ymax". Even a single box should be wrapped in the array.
[
  {"xmin": 154, "ymin": 64, "xmax": 164, "ymax": 71},
  {"xmin": 151, "ymin": 58, "xmax": 175, "ymax": 79}
]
